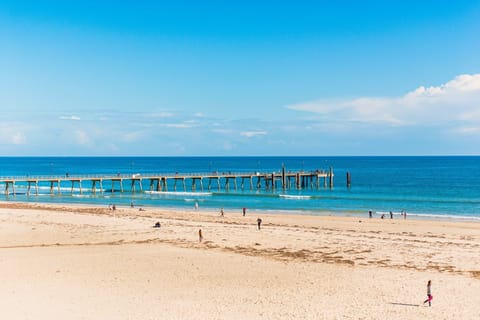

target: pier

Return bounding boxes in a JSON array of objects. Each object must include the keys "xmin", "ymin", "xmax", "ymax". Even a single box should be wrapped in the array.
[{"xmin": 0, "ymin": 168, "xmax": 334, "ymax": 195}]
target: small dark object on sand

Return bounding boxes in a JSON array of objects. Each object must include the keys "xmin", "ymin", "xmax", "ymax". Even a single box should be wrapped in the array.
[{"xmin": 153, "ymin": 222, "xmax": 161, "ymax": 228}]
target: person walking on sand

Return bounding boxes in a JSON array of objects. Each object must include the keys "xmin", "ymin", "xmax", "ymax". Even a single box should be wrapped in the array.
[
  {"xmin": 242, "ymin": 207, "xmax": 247, "ymax": 216},
  {"xmin": 423, "ymin": 280, "xmax": 432, "ymax": 306},
  {"xmin": 368, "ymin": 210, "xmax": 372, "ymax": 218},
  {"xmin": 390, "ymin": 211, "xmax": 393, "ymax": 219},
  {"xmin": 198, "ymin": 229, "xmax": 203, "ymax": 242},
  {"xmin": 257, "ymin": 218, "xmax": 262, "ymax": 230},
  {"xmin": 220, "ymin": 208, "xmax": 224, "ymax": 217}
]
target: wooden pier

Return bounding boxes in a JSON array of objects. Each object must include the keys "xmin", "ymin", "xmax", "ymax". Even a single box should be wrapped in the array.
[{"xmin": 0, "ymin": 168, "xmax": 334, "ymax": 195}]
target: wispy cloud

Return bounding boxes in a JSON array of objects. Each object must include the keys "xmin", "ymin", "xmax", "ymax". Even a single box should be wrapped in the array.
[
  {"xmin": 122, "ymin": 131, "xmax": 144, "ymax": 142},
  {"xmin": 240, "ymin": 131, "xmax": 267, "ymax": 138},
  {"xmin": 11, "ymin": 132, "xmax": 26, "ymax": 145},
  {"xmin": 75, "ymin": 130, "xmax": 91, "ymax": 146},
  {"xmin": 151, "ymin": 112, "xmax": 174, "ymax": 118},
  {"xmin": 0, "ymin": 122, "xmax": 28, "ymax": 145},
  {"xmin": 160, "ymin": 122, "xmax": 197, "ymax": 128},
  {"xmin": 59, "ymin": 115, "xmax": 81, "ymax": 121},
  {"xmin": 286, "ymin": 74, "xmax": 480, "ymax": 127}
]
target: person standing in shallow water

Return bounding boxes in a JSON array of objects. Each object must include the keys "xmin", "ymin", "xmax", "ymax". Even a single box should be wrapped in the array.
[{"xmin": 423, "ymin": 280, "xmax": 432, "ymax": 306}]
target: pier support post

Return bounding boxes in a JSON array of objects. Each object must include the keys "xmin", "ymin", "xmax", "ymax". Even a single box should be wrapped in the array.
[{"xmin": 329, "ymin": 167, "xmax": 334, "ymax": 189}]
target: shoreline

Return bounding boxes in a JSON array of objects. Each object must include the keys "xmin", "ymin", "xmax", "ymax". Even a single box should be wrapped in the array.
[{"xmin": 1, "ymin": 199, "xmax": 480, "ymax": 224}]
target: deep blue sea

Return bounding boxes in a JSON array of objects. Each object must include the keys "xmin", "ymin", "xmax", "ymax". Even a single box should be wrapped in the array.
[{"xmin": 0, "ymin": 156, "xmax": 479, "ymax": 220}]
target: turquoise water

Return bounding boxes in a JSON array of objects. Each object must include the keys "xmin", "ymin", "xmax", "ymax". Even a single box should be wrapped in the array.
[{"xmin": 0, "ymin": 156, "xmax": 479, "ymax": 220}]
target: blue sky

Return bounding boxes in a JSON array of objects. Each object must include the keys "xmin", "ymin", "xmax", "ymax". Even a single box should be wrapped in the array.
[{"xmin": 1, "ymin": 1, "xmax": 479, "ymax": 155}]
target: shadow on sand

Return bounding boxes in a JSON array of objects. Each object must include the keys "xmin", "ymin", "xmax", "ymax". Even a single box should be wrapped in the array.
[{"xmin": 389, "ymin": 302, "xmax": 419, "ymax": 307}]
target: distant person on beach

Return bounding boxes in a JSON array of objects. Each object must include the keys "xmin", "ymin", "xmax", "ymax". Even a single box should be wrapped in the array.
[
  {"xmin": 257, "ymin": 218, "xmax": 262, "ymax": 230},
  {"xmin": 220, "ymin": 208, "xmax": 224, "ymax": 217},
  {"xmin": 423, "ymin": 280, "xmax": 432, "ymax": 306},
  {"xmin": 380, "ymin": 214, "xmax": 385, "ymax": 219},
  {"xmin": 112, "ymin": 204, "xmax": 116, "ymax": 211},
  {"xmin": 390, "ymin": 211, "xmax": 393, "ymax": 219},
  {"xmin": 195, "ymin": 202, "xmax": 199, "ymax": 210},
  {"xmin": 130, "ymin": 201, "xmax": 134, "ymax": 208},
  {"xmin": 368, "ymin": 210, "xmax": 372, "ymax": 218},
  {"xmin": 242, "ymin": 207, "xmax": 247, "ymax": 216},
  {"xmin": 198, "ymin": 229, "xmax": 203, "ymax": 242},
  {"xmin": 404, "ymin": 211, "xmax": 407, "ymax": 219}
]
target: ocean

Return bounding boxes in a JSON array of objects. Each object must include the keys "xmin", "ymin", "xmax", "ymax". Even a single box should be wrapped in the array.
[{"xmin": 0, "ymin": 156, "xmax": 479, "ymax": 220}]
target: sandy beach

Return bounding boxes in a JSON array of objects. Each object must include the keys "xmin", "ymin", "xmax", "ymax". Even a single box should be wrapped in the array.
[{"xmin": 0, "ymin": 202, "xmax": 479, "ymax": 319}]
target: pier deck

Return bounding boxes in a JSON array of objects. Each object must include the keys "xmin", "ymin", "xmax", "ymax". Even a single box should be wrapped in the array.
[{"xmin": 0, "ymin": 169, "xmax": 334, "ymax": 195}]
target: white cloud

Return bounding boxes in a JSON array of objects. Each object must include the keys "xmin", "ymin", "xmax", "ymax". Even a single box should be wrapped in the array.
[
  {"xmin": 287, "ymin": 74, "xmax": 480, "ymax": 127},
  {"xmin": 240, "ymin": 131, "xmax": 267, "ymax": 138},
  {"xmin": 12, "ymin": 132, "xmax": 26, "ymax": 145},
  {"xmin": 59, "ymin": 115, "xmax": 81, "ymax": 121}
]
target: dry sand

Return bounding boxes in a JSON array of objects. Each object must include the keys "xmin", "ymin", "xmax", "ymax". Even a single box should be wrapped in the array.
[{"xmin": 0, "ymin": 202, "xmax": 479, "ymax": 319}]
